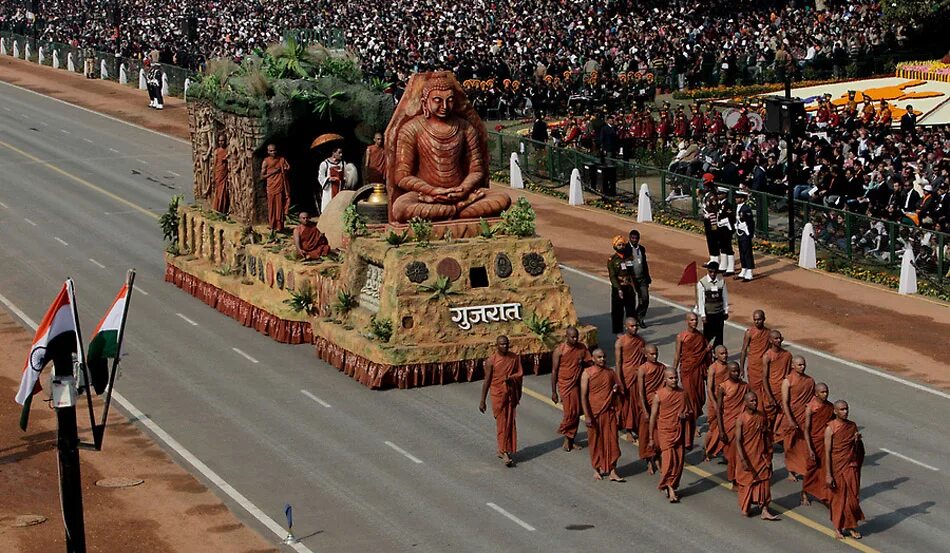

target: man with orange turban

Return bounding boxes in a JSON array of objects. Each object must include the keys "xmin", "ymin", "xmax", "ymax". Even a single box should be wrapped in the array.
[{"xmin": 608, "ymin": 235, "xmax": 637, "ymax": 334}]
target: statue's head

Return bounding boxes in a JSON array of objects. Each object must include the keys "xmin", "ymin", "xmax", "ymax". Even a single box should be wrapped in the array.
[{"xmin": 421, "ymin": 75, "xmax": 457, "ymax": 119}]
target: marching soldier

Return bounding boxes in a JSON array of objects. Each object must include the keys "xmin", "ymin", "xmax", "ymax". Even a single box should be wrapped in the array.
[
  {"xmin": 700, "ymin": 174, "xmax": 720, "ymax": 268},
  {"xmin": 735, "ymin": 191, "xmax": 755, "ymax": 282},
  {"xmin": 716, "ymin": 187, "xmax": 736, "ymax": 276}
]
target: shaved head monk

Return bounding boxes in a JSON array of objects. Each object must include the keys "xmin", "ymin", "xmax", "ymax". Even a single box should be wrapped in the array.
[
  {"xmin": 551, "ymin": 327, "xmax": 592, "ymax": 452},
  {"xmin": 740, "ymin": 310, "xmax": 770, "ymax": 398},
  {"xmin": 637, "ymin": 344, "xmax": 667, "ymax": 474},
  {"xmin": 649, "ymin": 368, "xmax": 690, "ymax": 502},
  {"xmin": 735, "ymin": 391, "xmax": 780, "ymax": 520},
  {"xmin": 716, "ymin": 362, "xmax": 750, "ymax": 484},
  {"xmin": 802, "ymin": 382, "xmax": 834, "ymax": 506},
  {"xmin": 780, "ymin": 356, "xmax": 816, "ymax": 481},
  {"xmin": 479, "ymin": 336, "xmax": 524, "ymax": 467},
  {"xmin": 825, "ymin": 400, "xmax": 865, "ymax": 539},
  {"xmin": 293, "ymin": 211, "xmax": 331, "ymax": 260},
  {"xmin": 673, "ymin": 312, "xmax": 712, "ymax": 448},
  {"xmin": 615, "ymin": 317, "xmax": 647, "ymax": 443},
  {"xmin": 260, "ymin": 143, "xmax": 291, "ymax": 232},
  {"xmin": 704, "ymin": 345, "xmax": 731, "ymax": 461},
  {"xmin": 762, "ymin": 330, "xmax": 792, "ymax": 430},
  {"xmin": 581, "ymin": 349, "xmax": 624, "ymax": 482}
]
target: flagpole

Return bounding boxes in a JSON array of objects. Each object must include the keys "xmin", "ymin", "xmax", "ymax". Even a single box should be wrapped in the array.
[
  {"xmin": 61, "ymin": 278, "xmax": 87, "ymax": 553},
  {"xmin": 94, "ymin": 269, "xmax": 134, "ymax": 450},
  {"xmin": 69, "ymin": 279, "xmax": 97, "ymax": 437}
]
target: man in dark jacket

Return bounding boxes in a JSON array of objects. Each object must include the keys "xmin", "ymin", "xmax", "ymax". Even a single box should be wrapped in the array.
[{"xmin": 627, "ymin": 229, "xmax": 652, "ymax": 327}]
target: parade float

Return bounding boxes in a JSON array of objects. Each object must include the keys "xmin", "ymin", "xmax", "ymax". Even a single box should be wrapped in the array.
[{"xmin": 166, "ymin": 42, "xmax": 595, "ymax": 389}]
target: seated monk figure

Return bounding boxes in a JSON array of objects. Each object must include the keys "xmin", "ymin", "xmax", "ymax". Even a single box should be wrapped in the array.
[
  {"xmin": 293, "ymin": 211, "xmax": 330, "ymax": 260},
  {"xmin": 387, "ymin": 72, "xmax": 511, "ymax": 223}
]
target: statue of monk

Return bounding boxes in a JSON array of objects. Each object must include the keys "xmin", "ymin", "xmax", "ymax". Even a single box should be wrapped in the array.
[
  {"xmin": 212, "ymin": 134, "xmax": 230, "ymax": 214},
  {"xmin": 386, "ymin": 72, "xmax": 511, "ymax": 223}
]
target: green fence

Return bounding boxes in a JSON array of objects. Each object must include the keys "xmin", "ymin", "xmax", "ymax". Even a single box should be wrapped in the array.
[
  {"xmin": 487, "ymin": 130, "xmax": 948, "ymax": 291},
  {"xmin": 0, "ymin": 30, "xmax": 194, "ymax": 97}
]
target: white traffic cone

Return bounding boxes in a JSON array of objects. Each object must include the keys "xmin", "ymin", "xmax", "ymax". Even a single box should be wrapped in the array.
[
  {"xmin": 509, "ymin": 152, "xmax": 524, "ymax": 189},
  {"xmin": 898, "ymin": 245, "xmax": 917, "ymax": 295},
  {"xmin": 569, "ymin": 168, "xmax": 584, "ymax": 206}
]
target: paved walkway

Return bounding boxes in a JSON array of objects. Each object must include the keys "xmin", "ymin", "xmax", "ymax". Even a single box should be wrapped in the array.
[{"xmin": 2, "ymin": 54, "xmax": 947, "ymax": 388}]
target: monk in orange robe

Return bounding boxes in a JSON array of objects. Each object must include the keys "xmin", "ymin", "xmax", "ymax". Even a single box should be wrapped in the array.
[
  {"xmin": 614, "ymin": 317, "xmax": 646, "ymax": 442},
  {"xmin": 802, "ymin": 382, "xmax": 834, "ymax": 505},
  {"xmin": 260, "ymin": 143, "xmax": 291, "ymax": 232},
  {"xmin": 637, "ymin": 344, "xmax": 667, "ymax": 474},
  {"xmin": 363, "ymin": 131, "xmax": 387, "ymax": 184},
  {"xmin": 551, "ymin": 327, "xmax": 591, "ymax": 451},
  {"xmin": 581, "ymin": 349, "xmax": 624, "ymax": 481},
  {"xmin": 674, "ymin": 312, "xmax": 711, "ymax": 447},
  {"xmin": 739, "ymin": 310, "xmax": 770, "ymax": 401},
  {"xmin": 479, "ymin": 336, "xmax": 524, "ymax": 467},
  {"xmin": 716, "ymin": 362, "xmax": 750, "ymax": 484},
  {"xmin": 734, "ymin": 392, "xmax": 780, "ymax": 520},
  {"xmin": 762, "ymin": 330, "xmax": 792, "ymax": 430},
  {"xmin": 780, "ymin": 356, "xmax": 816, "ymax": 480},
  {"xmin": 293, "ymin": 211, "xmax": 331, "ymax": 260},
  {"xmin": 212, "ymin": 134, "xmax": 230, "ymax": 214},
  {"xmin": 649, "ymin": 368, "xmax": 689, "ymax": 502},
  {"xmin": 825, "ymin": 400, "xmax": 865, "ymax": 539},
  {"xmin": 703, "ymin": 345, "xmax": 731, "ymax": 461}
]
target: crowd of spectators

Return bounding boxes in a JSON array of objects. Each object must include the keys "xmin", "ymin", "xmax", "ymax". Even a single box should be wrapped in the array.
[{"xmin": 1, "ymin": 0, "xmax": 907, "ymax": 115}]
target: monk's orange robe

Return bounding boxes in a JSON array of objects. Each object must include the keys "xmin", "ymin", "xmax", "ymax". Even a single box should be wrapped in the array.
[
  {"xmin": 212, "ymin": 146, "xmax": 229, "ymax": 213},
  {"xmin": 763, "ymin": 348, "xmax": 792, "ymax": 428},
  {"xmin": 780, "ymin": 372, "xmax": 816, "ymax": 476},
  {"xmin": 744, "ymin": 326, "xmax": 770, "ymax": 400},
  {"xmin": 489, "ymin": 352, "xmax": 523, "ymax": 454},
  {"xmin": 555, "ymin": 343, "xmax": 591, "ymax": 440},
  {"xmin": 719, "ymin": 379, "xmax": 750, "ymax": 483},
  {"xmin": 678, "ymin": 329, "xmax": 709, "ymax": 446},
  {"xmin": 803, "ymin": 397, "xmax": 834, "ymax": 503},
  {"xmin": 364, "ymin": 143, "xmax": 386, "ymax": 184},
  {"xmin": 616, "ymin": 334, "xmax": 646, "ymax": 431},
  {"xmin": 294, "ymin": 223, "xmax": 330, "ymax": 260},
  {"xmin": 655, "ymin": 386, "xmax": 688, "ymax": 491},
  {"xmin": 703, "ymin": 360, "xmax": 730, "ymax": 458},
  {"xmin": 262, "ymin": 156, "xmax": 291, "ymax": 232},
  {"xmin": 736, "ymin": 409, "xmax": 773, "ymax": 514},
  {"xmin": 637, "ymin": 361, "xmax": 666, "ymax": 460},
  {"xmin": 828, "ymin": 419, "xmax": 865, "ymax": 530},
  {"xmin": 585, "ymin": 365, "xmax": 620, "ymax": 474}
]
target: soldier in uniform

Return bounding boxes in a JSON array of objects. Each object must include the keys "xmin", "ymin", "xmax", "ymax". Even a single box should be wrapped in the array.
[
  {"xmin": 716, "ymin": 187, "xmax": 737, "ymax": 275},
  {"xmin": 608, "ymin": 235, "xmax": 638, "ymax": 334},
  {"xmin": 695, "ymin": 262, "xmax": 730, "ymax": 347},
  {"xmin": 735, "ymin": 191, "xmax": 756, "ymax": 282},
  {"xmin": 700, "ymin": 174, "xmax": 720, "ymax": 268}
]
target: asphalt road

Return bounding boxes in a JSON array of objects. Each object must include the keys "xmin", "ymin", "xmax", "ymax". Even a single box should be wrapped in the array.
[{"xmin": 0, "ymin": 80, "xmax": 947, "ymax": 553}]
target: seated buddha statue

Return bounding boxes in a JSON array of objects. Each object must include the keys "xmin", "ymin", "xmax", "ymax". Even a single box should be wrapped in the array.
[{"xmin": 386, "ymin": 72, "xmax": 511, "ymax": 223}]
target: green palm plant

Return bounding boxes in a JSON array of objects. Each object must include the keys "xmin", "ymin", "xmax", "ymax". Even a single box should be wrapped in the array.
[
  {"xmin": 311, "ymin": 89, "xmax": 347, "ymax": 121},
  {"xmin": 416, "ymin": 275, "xmax": 459, "ymax": 301},
  {"xmin": 264, "ymin": 37, "xmax": 317, "ymax": 79}
]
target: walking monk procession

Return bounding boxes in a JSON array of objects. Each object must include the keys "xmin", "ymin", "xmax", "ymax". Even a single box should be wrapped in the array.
[{"xmin": 478, "ymin": 304, "xmax": 866, "ymax": 538}]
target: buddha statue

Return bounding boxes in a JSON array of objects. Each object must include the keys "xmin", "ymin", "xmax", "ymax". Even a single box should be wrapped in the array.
[{"xmin": 385, "ymin": 72, "xmax": 511, "ymax": 223}]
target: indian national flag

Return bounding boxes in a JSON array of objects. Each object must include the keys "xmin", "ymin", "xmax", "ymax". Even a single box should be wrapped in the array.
[
  {"xmin": 15, "ymin": 282, "xmax": 78, "ymax": 431},
  {"xmin": 87, "ymin": 283, "xmax": 128, "ymax": 395}
]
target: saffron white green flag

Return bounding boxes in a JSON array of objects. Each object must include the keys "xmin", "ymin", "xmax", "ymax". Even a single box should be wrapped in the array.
[
  {"xmin": 16, "ymin": 282, "xmax": 77, "ymax": 430},
  {"xmin": 87, "ymin": 283, "xmax": 128, "ymax": 394}
]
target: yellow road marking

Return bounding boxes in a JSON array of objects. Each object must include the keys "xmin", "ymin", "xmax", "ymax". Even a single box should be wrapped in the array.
[
  {"xmin": 522, "ymin": 386, "xmax": 880, "ymax": 553},
  {"xmin": 0, "ymin": 139, "xmax": 159, "ymax": 220}
]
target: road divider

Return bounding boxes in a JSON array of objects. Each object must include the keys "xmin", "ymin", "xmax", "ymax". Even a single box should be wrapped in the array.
[
  {"xmin": 485, "ymin": 502, "xmax": 536, "ymax": 532},
  {"xmin": 880, "ymin": 448, "xmax": 940, "ymax": 472},
  {"xmin": 384, "ymin": 441, "xmax": 424, "ymax": 464},
  {"xmin": 300, "ymin": 390, "xmax": 331, "ymax": 408},
  {"xmin": 232, "ymin": 347, "xmax": 259, "ymax": 364},
  {"xmin": 88, "ymin": 258, "xmax": 106, "ymax": 269},
  {"xmin": 175, "ymin": 313, "xmax": 199, "ymax": 326},
  {"xmin": 54, "ymin": 237, "xmax": 68, "ymax": 246}
]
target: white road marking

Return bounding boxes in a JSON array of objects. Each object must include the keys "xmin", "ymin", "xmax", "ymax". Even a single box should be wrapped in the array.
[
  {"xmin": 232, "ymin": 347, "xmax": 259, "ymax": 364},
  {"xmin": 0, "ymin": 290, "xmax": 317, "ymax": 553},
  {"xmin": 0, "ymin": 201, "xmax": 7, "ymax": 208},
  {"xmin": 108, "ymin": 147, "xmax": 120, "ymax": 153},
  {"xmin": 132, "ymin": 284, "xmax": 149, "ymax": 296},
  {"xmin": 136, "ymin": 158, "xmax": 149, "ymax": 165},
  {"xmin": 880, "ymin": 448, "xmax": 940, "ymax": 471},
  {"xmin": 39, "ymin": 121, "xmax": 48, "ymax": 127},
  {"xmin": 485, "ymin": 503, "xmax": 535, "ymax": 531},
  {"xmin": 19, "ymin": 113, "xmax": 28, "ymax": 118},
  {"xmin": 166, "ymin": 170, "xmax": 180, "ymax": 177},
  {"xmin": 175, "ymin": 313, "xmax": 199, "ymax": 326},
  {"xmin": 2, "ymin": 106, "xmax": 10, "ymax": 111},
  {"xmin": 384, "ymin": 441, "xmax": 424, "ymax": 464},
  {"xmin": 60, "ymin": 129, "xmax": 71, "ymax": 134},
  {"xmin": 23, "ymin": 217, "xmax": 37, "ymax": 226},
  {"xmin": 53, "ymin": 237, "xmax": 68, "ymax": 246},
  {"xmin": 300, "ymin": 390, "xmax": 331, "ymax": 408},
  {"xmin": 558, "ymin": 263, "xmax": 950, "ymax": 401},
  {"xmin": 0, "ymin": 80, "xmax": 191, "ymax": 145},
  {"xmin": 82, "ymin": 137, "xmax": 94, "ymax": 144},
  {"xmin": 88, "ymin": 258, "xmax": 106, "ymax": 269}
]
